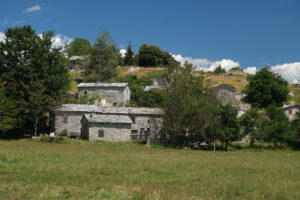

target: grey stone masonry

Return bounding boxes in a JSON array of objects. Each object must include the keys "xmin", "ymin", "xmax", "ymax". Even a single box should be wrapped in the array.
[
  {"xmin": 54, "ymin": 104, "xmax": 163, "ymax": 141},
  {"xmin": 78, "ymin": 82, "xmax": 130, "ymax": 107},
  {"xmin": 81, "ymin": 114, "xmax": 132, "ymax": 142}
]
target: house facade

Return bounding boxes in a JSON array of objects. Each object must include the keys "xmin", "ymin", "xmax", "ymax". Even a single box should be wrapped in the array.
[
  {"xmin": 81, "ymin": 114, "xmax": 132, "ymax": 142},
  {"xmin": 54, "ymin": 104, "xmax": 163, "ymax": 142},
  {"xmin": 77, "ymin": 82, "xmax": 130, "ymax": 107}
]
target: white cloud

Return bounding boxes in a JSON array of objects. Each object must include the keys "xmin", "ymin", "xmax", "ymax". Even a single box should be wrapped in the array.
[
  {"xmin": 0, "ymin": 32, "xmax": 5, "ymax": 42},
  {"xmin": 51, "ymin": 34, "xmax": 73, "ymax": 49},
  {"xmin": 24, "ymin": 5, "xmax": 42, "ymax": 13},
  {"xmin": 271, "ymin": 62, "xmax": 300, "ymax": 83},
  {"xmin": 207, "ymin": 59, "xmax": 239, "ymax": 72},
  {"xmin": 244, "ymin": 66, "xmax": 257, "ymax": 74},
  {"xmin": 120, "ymin": 49, "xmax": 126, "ymax": 58},
  {"xmin": 171, "ymin": 54, "xmax": 211, "ymax": 69},
  {"xmin": 172, "ymin": 53, "xmax": 239, "ymax": 72}
]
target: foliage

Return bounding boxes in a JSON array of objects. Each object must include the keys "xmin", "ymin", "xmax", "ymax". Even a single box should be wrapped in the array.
[
  {"xmin": 0, "ymin": 25, "xmax": 70, "ymax": 136},
  {"xmin": 240, "ymin": 108, "xmax": 268, "ymax": 146},
  {"xmin": 137, "ymin": 44, "xmax": 179, "ymax": 67},
  {"xmin": 123, "ymin": 42, "xmax": 135, "ymax": 66},
  {"xmin": 115, "ymin": 74, "xmax": 164, "ymax": 107},
  {"xmin": 60, "ymin": 130, "xmax": 68, "ymax": 137},
  {"xmin": 65, "ymin": 38, "xmax": 92, "ymax": 57},
  {"xmin": 84, "ymin": 30, "xmax": 121, "ymax": 82},
  {"xmin": 245, "ymin": 67, "xmax": 289, "ymax": 108},
  {"xmin": 213, "ymin": 65, "xmax": 226, "ymax": 74},
  {"xmin": 0, "ymin": 87, "xmax": 23, "ymax": 135},
  {"xmin": 264, "ymin": 104, "xmax": 295, "ymax": 146},
  {"xmin": 230, "ymin": 67, "xmax": 243, "ymax": 72},
  {"xmin": 217, "ymin": 104, "xmax": 241, "ymax": 150},
  {"xmin": 161, "ymin": 62, "xmax": 216, "ymax": 147},
  {"xmin": 292, "ymin": 112, "xmax": 300, "ymax": 147}
]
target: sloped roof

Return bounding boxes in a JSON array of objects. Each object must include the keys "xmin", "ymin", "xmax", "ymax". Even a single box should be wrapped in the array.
[
  {"xmin": 283, "ymin": 104, "xmax": 300, "ymax": 110},
  {"xmin": 84, "ymin": 114, "xmax": 132, "ymax": 124},
  {"xmin": 101, "ymin": 107, "xmax": 163, "ymax": 115},
  {"xmin": 78, "ymin": 82, "xmax": 129, "ymax": 88},
  {"xmin": 215, "ymin": 84, "xmax": 236, "ymax": 92},
  {"xmin": 55, "ymin": 104, "xmax": 102, "ymax": 112}
]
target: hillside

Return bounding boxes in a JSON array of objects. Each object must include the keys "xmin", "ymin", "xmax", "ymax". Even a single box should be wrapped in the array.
[{"xmin": 68, "ymin": 66, "xmax": 300, "ymax": 104}]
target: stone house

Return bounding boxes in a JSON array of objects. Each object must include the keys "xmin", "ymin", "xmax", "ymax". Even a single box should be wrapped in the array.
[
  {"xmin": 77, "ymin": 82, "xmax": 130, "ymax": 107},
  {"xmin": 54, "ymin": 104, "xmax": 163, "ymax": 142},
  {"xmin": 215, "ymin": 84, "xmax": 236, "ymax": 105},
  {"xmin": 283, "ymin": 104, "xmax": 300, "ymax": 120},
  {"xmin": 81, "ymin": 114, "xmax": 132, "ymax": 142},
  {"xmin": 54, "ymin": 104, "xmax": 102, "ymax": 137}
]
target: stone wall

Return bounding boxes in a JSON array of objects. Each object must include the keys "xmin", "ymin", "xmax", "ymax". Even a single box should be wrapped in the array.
[
  {"xmin": 88, "ymin": 123, "xmax": 131, "ymax": 142},
  {"xmin": 78, "ymin": 86, "xmax": 130, "ymax": 106}
]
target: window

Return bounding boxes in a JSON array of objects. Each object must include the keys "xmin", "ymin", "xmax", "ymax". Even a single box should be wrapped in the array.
[
  {"xmin": 289, "ymin": 109, "xmax": 292, "ymax": 114},
  {"xmin": 63, "ymin": 116, "xmax": 68, "ymax": 123},
  {"xmin": 98, "ymin": 130, "xmax": 104, "ymax": 137},
  {"xmin": 84, "ymin": 90, "xmax": 88, "ymax": 95},
  {"xmin": 113, "ymin": 102, "xmax": 117, "ymax": 107}
]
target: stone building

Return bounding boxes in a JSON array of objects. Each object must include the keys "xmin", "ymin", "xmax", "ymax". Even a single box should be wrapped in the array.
[
  {"xmin": 215, "ymin": 84, "xmax": 236, "ymax": 105},
  {"xmin": 54, "ymin": 104, "xmax": 163, "ymax": 142},
  {"xmin": 77, "ymin": 82, "xmax": 130, "ymax": 107},
  {"xmin": 54, "ymin": 104, "xmax": 102, "ymax": 137},
  {"xmin": 283, "ymin": 104, "xmax": 300, "ymax": 120},
  {"xmin": 81, "ymin": 114, "xmax": 132, "ymax": 142}
]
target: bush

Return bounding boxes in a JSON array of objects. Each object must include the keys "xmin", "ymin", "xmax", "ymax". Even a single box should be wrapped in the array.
[{"xmin": 60, "ymin": 130, "xmax": 68, "ymax": 137}]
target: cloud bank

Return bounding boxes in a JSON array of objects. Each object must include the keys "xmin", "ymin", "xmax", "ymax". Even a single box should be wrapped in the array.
[
  {"xmin": 24, "ymin": 5, "xmax": 42, "ymax": 13},
  {"xmin": 171, "ymin": 53, "xmax": 239, "ymax": 72}
]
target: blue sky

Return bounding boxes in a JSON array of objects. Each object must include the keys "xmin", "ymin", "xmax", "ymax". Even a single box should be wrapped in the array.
[{"xmin": 1, "ymin": 0, "xmax": 300, "ymax": 82}]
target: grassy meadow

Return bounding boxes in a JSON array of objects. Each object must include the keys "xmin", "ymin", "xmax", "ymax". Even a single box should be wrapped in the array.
[{"xmin": 0, "ymin": 139, "xmax": 300, "ymax": 200}]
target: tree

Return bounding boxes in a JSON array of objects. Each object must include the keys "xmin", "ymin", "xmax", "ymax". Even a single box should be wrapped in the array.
[
  {"xmin": 65, "ymin": 38, "xmax": 92, "ymax": 57},
  {"xmin": 137, "ymin": 44, "xmax": 179, "ymax": 67},
  {"xmin": 123, "ymin": 42, "xmax": 135, "ymax": 66},
  {"xmin": 0, "ymin": 86, "xmax": 23, "ymax": 136},
  {"xmin": 292, "ymin": 112, "xmax": 300, "ymax": 148},
  {"xmin": 217, "ymin": 104, "xmax": 241, "ymax": 150},
  {"xmin": 264, "ymin": 104, "xmax": 294, "ymax": 146},
  {"xmin": 240, "ymin": 108, "xmax": 268, "ymax": 146},
  {"xmin": 0, "ymin": 25, "xmax": 70, "ymax": 136},
  {"xmin": 245, "ymin": 67, "xmax": 289, "ymax": 108},
  {"xmin": 213, "ymin": 65, "xmax": 226, "ymax": 74},
  {"xmin": 84, "ymin": 30, "xmax": 120, "ymax": 82},
  {"xmin": 161, "ymin": 62, "xmax": 212, "ymax": 147}
]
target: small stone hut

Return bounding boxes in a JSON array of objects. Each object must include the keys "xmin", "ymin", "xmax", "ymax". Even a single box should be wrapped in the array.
[
  {"xmin": 77, "ymin": 83, "xmax": 130, "ymax": 107},
  {"xmin": 81, "ymin": 114, "xmax": 132, "ymax": 142}
]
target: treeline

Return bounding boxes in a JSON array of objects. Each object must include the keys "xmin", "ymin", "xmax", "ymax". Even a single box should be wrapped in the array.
[{"xmin": 160, "ymin": 65, "xmax": 300, "ymax": 150}]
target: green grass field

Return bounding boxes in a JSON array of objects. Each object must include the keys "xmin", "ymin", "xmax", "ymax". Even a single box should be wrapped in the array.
[{"xmin": 0, "ymin": 140, "xmax": 299, "ymax": 200}]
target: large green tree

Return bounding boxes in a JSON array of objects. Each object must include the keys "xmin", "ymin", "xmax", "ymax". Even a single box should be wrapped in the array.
[
  {"xmin": 217, "ymin": 104, "xmax": 241, "ymax": 151},
  {"xmin": 65, "ymin": 38, "xmax": 92, "ymax": 57},
  {"xmin": 161, "ymin": 62, "xmax": 214, "ymax": 147},
  {"xmin": 245, "ymin": 67, "xmax": 289, "ymax": 108},
  {"xmin": 0, "ymin": 25, "xmax": 70, "ymax": 136},
  {"xmin": 137, "ymin": 44, "xmax": 179, "ymax": 67},
  {"xmin": 84, "ymin": 30, "xmax": 121, "ymax": 82}
]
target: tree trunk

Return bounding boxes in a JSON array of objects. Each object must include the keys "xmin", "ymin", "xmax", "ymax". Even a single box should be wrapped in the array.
[
  {"xmin": 213, "ymin": 140, "xmax": 216, "ymax": 151},
  {"xmin": 225, "ymin": 141, "xmax": 228, "ymax": 151},
  {"xmin": 34, "ymin": 116, "xmax": 39, "ymax": 137}
]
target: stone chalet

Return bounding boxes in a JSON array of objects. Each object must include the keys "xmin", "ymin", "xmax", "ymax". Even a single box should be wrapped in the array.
[
  {"xmin": 54, "ymin": 104, "xmax": 163, "ymax": 142},
  {"xmin": 81, "ymin": 114, "xmax": 132, "ymax": 142},
  {"xmin": 283, "ymin": 104, "xmax": 300, "ymax": 121},
  {"xmin": 77, "ymin": 83, "xmax": 130, "ymax": 107}
]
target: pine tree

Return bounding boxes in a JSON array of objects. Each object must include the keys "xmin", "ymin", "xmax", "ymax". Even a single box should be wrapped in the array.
[{"xmin": 123, "ymin": 42, "xmax": 135, "ymax": 66}]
